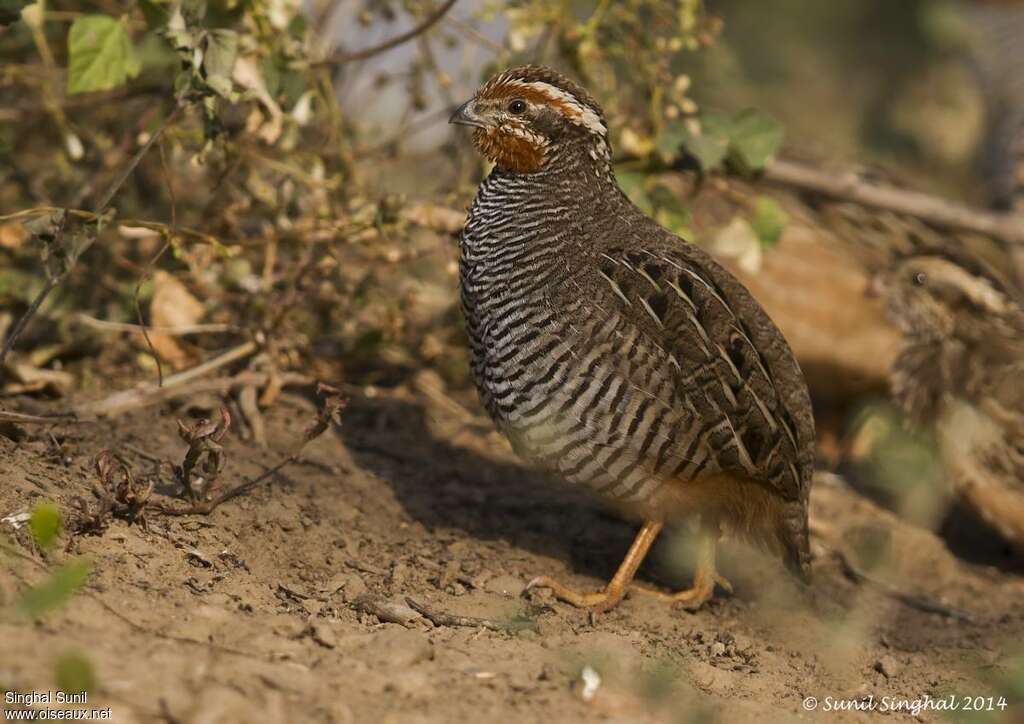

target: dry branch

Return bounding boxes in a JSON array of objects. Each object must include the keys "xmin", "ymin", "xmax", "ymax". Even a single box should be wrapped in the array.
[
  {"xmin": 72, "ymin": 370, "xmax": 310, "ymax": 419},
  {"xmin": 0, "ymin": 410, "xmax": 78, "ymax": 425},
  {"xmin": 352, "ymin": 594, "xmax": 424, "ymax": 628},
  {"xmin": 75, "ymin": 314, "xmax": 237, "ymax": 337},
  {"xmin": 313, "ymin": 0, "xmax": 458, "ymax": 65},
  {"xmin": 405, "ymin": 597, "xmax": 537, "ymax": 632},
  {"xmin": 763, "ymin": 158, "xmax": 1024, "ymax": 245},
  {"xmin": 73, "ymin": 341, "xmax": 260, "ymax": 418}
]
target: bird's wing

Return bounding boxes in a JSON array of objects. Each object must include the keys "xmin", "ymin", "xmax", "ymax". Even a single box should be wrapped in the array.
[{"xmin": 591, "ymin": 239, "xmax": 813, "ymax": 504}]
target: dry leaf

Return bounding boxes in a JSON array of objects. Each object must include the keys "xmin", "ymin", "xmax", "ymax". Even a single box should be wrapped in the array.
[
  {"xmin": 2, "ymin": 361, "xmax": 74, "ymax": 396},
  {"xmin": 233, "ymin": 56, "xmax": 283, "ymax": 144},
  {"xmin": 0, "ymin": 222, "xmax": 28, "ymax": 250},
  {"xmin": 146, "ymin": 271, "xmax": 205, "ymax": 369}
]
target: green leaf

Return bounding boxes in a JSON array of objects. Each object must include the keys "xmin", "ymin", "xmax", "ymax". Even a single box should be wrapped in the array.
[
  {"xmin": 54, "ymin": 652, "xmax": 96, "ymax": 696},
  {"xmin": 750, "ymin": 196, "xmax": 790, "ymax": 248},
  {"xmin": 288, "ymin": 12, "xmax": 307, "ymax": 39},
  {"xmin": 653, "ymin": 119, "xmax": 689, "ymax": 163},
  {"xmin": 138, "ymin": 30, "xmax": 178, "ymax": 71},
  {"xmin": 28, "ymin": 500, "xmax": 61, "ymax": 548},
  {"xmin": 203, "ymin": 28, "xmax": 238, "ymax": 98},
  {"xmin": 260, "ymin": 55, "xmax": 281, "ymax": 98},
  {"xmin": 16, "ymin": 559, "xmax": 92, "ymax": 619},
  {"xmin": 67, "ymin": 15, "xmax": 141, "ymax": 94},
  {"xmin": 728, "ymin": 109, "xmax": 784, "ymax": 171},
  {"xmin": 681, "ymin": 112, "xmax": 731, "ymax": 170}
]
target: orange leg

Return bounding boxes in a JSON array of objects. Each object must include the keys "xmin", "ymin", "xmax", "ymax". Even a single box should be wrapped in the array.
[
  {"xmin": 526, "ymin": 520, "xmax": 664, "ymax": 613},
  {"xmin": 630, "ymin": 526, "xmax": 732, "ymax": 609}
]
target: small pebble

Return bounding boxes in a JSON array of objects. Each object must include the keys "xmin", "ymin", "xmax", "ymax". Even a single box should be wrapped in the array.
[
  {"xmin": 311, "ymin": 621, "xmax": 337, "ymax": 649},
  {"xmin": 485, "ymin": 574, "xmax": 524, "ymax": 597},
  {"xmin": 874, "ymin": 655, "xmax": 902, "ymax": 679}
]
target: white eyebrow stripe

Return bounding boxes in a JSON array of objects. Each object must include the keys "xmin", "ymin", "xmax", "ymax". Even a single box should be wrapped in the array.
[{"xmin": 501, "ymin": 79, "xmax": 607, "ymax": 136}]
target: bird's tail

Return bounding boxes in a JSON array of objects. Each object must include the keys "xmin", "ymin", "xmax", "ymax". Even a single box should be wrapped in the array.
[{"xmin": 777, "ymin": 500, "xmax": 812, "ymax": 582}]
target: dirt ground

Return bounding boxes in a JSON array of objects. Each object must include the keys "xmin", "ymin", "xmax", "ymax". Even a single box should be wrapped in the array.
[{"xmin": 2, "ymin": 374, "xmax": 1024, "ymax": 724}]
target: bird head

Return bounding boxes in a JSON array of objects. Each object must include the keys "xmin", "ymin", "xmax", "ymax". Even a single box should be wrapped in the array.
[
  {"xmin": 449, "ymin": 65, "xmax": 610, "ymax": 174},
  {"xmin": 873, "ymin": 251, "xmax": 1018, "ymax": 339}
]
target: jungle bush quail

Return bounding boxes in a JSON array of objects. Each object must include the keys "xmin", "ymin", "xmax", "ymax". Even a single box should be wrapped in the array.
[
  {"xmin": 450, "ymin": 66, "xmax": 815, "ymax": 612},
  {"xmin": 870, "ymin": 244, "xmax": 1024, "ymax": 554}
]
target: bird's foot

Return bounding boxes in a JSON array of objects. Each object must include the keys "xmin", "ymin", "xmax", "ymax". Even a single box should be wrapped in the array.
[
  {"xmin": 629, "ymin": 570, "xmax": 732, "ymax": 610},
  {"xmin": 524, "ymin": 575, "xmax": 627, "ymax": 613}
]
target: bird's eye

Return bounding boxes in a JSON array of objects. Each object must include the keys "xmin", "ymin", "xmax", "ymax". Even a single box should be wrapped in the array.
[
  {"xmin": 913, "ymin": 272, "xmax": 927, "ymax": 286},
  {"xmin": 507, "ymin": 99, "xmax": 527, "ymax": 114}
]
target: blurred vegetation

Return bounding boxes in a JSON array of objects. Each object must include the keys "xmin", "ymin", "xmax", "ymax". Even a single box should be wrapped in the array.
[
  {"xmin": 694, "ymin": 0, "xmax": 987, "ymax": 196},
  {"xmin": 0, "ymin": 0, "xmax": 997, "ymax": 396}
]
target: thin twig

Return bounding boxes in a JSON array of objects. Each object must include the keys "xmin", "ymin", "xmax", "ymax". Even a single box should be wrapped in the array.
[
  {"xmin": 834, "ymin": 550, "xmax": 975, "ymax": 623},
  {"xmin": 405, "ymin": 597, "xmax": 537, "ymax": 632},
  {"xmin": 72, "ymin": 370, "xmax": 311, "ymax": 419},
  {"xmin": 313, "ymin": 0, "xmax": 458, "ymax": 65},
  {"xmin": 93, "ymin": 105, "xmax": 182, "ymax": 215},
  {"xmin": 0, "ymin": 410, "xmax": 79, "ymax": 425},
  {"xmin": 75, "ymin": 314, "xmax": 236, "ymax": 336},
  {"xmin": 352, "ymin": 594, "xmax": 424, "ymax": 628},
  {"xmin": 0, "ymin": 209, "xmax": 224, "ymax": 248},
  {"xmin": 158, "ymin": 341, "xmax": 260, "ymax": 388},
  {"xmin": 441, "ymin": 14, "xmax": 503, "ymax": 53},
  {"xmin": 72, "ymin": 341, "xmax": 260, "ymax": 418},
  {"xmin": 0, "ymin": 84, "xmax": 170, "ymax": 122},
  {"xmin": 763, "ymin": 158, "xmax": 1024, "ymax": 245},
  {"xmin": 131, "ymin": 135, "xmax": 179, "ymax": 388}
]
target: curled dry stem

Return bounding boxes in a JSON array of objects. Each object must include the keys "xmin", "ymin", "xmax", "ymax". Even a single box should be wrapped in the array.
[
  {"xmin": 174, "ymin": 406, "xmax": 232, "ymax": 503},
  {"xmin": 154, "ymin": 382, "xmax": 345, "ymax": 517},
  {"xmin": 73, "ymin": 450, "xmax": 155, "ymax": 535}
]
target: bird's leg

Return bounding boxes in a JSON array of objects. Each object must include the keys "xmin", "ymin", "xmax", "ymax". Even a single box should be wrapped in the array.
[
  {"xmin": 629, "ymin": 523, "xmax": 732, "ymax": 609},
  {"xmin": 526, "ymin": 520, "xmax": 663, "ymax": 613}
]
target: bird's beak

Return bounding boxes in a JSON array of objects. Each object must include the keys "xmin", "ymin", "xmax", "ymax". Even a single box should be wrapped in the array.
[{"xmin": 449, "ymin": 99, "xmax": 488, "ymax": 129}]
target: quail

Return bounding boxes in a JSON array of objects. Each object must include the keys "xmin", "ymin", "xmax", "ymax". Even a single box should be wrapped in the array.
[
  {"xmin": 449, "ymin": 66, "xmax": 815, "ymax": 612},
  {"xmin": 869, "ymin": 243, "xmax": 1024, "ymax": 554}
]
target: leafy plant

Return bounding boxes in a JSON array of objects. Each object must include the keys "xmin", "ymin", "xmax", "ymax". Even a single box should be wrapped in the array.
[
  {"xmin": 750, "ymin": 196, "xmax": 790, "ymax": 247},
  {"xmin": 654, "ymin": 108, "xmax": 785, "ymax": 173},
  {"xmin": 4, "ymin": 503, "xmax": 94, "ymax": 620},
  {"xmin": 67, "ymin": 14, "xmax": 142, "ymax": 94},
  {"xmin": 28, "ymin": 500, "xmax": 61, "ymax": 548}
]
